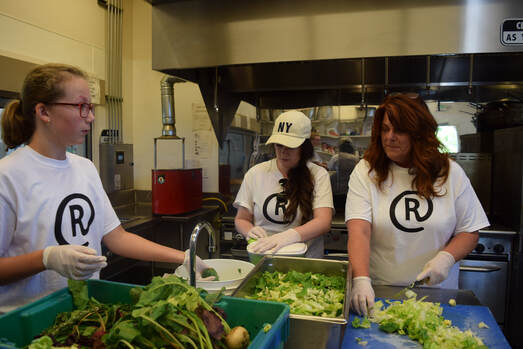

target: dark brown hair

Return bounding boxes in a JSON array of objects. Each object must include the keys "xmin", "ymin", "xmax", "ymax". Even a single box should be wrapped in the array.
[
  {"xmin": 364, "ymin": 93, "xmax": 450, "ymax": 199},
  {"xmin": 1, "ymin": 63, "xmax": 87, "ymax": 149},
  {"xmin": 284, "ymin": 139, "xmax": 314, "ymax": 224}
]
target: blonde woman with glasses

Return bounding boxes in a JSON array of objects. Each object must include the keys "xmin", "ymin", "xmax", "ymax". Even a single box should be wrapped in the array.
[{"xmin": 0, "ymin": 63, "xmax": 211, "ymax": 313}]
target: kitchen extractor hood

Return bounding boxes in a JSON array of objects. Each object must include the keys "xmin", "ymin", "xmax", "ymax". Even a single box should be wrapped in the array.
[{"xmin": 147, "ymin": 0, "xmax": 523, "ymax": 145}]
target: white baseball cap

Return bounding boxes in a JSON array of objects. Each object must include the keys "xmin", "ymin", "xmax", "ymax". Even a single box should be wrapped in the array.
[{"xmin": 266, "ymin": 110, "xmax": 312, "ymax": 148}]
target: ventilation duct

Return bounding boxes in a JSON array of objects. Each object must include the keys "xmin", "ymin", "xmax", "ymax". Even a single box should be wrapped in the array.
[
  {"xmin": 160, "ymin": 76, "xmax": 185, "ymax": 138},
  {"xmin": 147, "ymin": 0, "xmax": 523, "ymax": 145}
]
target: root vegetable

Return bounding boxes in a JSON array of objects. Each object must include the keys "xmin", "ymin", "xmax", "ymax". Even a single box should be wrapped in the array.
[{"xmin": 225, "ymin": 326, "xmax": 250, "ymax": 349}]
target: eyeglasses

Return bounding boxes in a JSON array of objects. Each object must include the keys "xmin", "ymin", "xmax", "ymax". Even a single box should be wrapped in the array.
[{"xmin": 48, "ymin": 102, "xmax": 94, "ymax": 118}]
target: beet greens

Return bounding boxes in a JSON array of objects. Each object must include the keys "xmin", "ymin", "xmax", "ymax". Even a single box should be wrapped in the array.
[{"xmin": 30, "ymin": 276, "xmax": 235, "ymax": 349}]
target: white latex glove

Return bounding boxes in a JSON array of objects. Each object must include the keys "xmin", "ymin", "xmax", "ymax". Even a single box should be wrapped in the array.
[
  {"xmin": 416, "ymin": 251, "xmax": 456, "ymax": 286},
  {"xmin": 42, "ymin": 245, "xmax": 107, "ymax": 280},
  {"xmin": 246, "ymin": 226, "xmax": 268, "ymax": 240},
  {"xmin": 250, "ymin": 228, "xmax": 301, "ymax": 254},
  {"xmin": 350, "ymin": 276, "xmax": 375, "ymax": 317},
  {"xmin": 183, "ymin": 249, "xmax": 216, "ymax": 281}
]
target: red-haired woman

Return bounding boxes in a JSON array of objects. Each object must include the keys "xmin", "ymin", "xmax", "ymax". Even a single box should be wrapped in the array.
[{"xmin": 345, "ymin": 93, "xmax": 489, "ymax": 316}]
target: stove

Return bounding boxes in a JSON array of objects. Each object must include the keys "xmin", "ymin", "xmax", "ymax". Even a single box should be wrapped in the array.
[{"xmin": 459, "ymin": 230, "xmax": 516, "ymax": 326}]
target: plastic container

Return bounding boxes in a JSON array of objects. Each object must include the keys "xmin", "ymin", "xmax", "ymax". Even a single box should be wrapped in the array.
[
  {"xmin": 0, "ymin": 279, "xmax": 290, "ymax": 349},
  {"xmin": 247, "ymin": 242, "xmax": 307, "ymax": 265},
  {"xmin": 174, "ymin": 259, "xmax": 255, "ymax": 295}
]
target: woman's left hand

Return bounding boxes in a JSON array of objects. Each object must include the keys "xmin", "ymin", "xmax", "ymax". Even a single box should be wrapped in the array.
[{"xmin": 251, "ymin": 229, "xmax": 301, "ymax": 254}]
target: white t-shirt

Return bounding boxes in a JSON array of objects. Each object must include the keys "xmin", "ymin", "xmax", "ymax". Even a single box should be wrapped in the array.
[
  {"xmin": 0, "ymin": 146, "xmax": 120, "ymax": 313},
  {"xmin": 345, "ymin": 159, "xmax": 489, "ymax": 289},
  {"xmin": 234, "ymin": 159, "xmax": 334, "ymax": 258}
]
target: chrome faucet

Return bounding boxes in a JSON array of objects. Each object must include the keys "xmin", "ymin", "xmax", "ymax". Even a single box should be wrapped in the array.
[{"xmin": 189, "ymin": 220, "xmax": 217, "ymax": 287}]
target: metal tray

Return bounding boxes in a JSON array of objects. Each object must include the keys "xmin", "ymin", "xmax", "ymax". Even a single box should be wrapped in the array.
[{"xmin": 232, "ymin": 256, "xmax": 352, "ymax": 349}]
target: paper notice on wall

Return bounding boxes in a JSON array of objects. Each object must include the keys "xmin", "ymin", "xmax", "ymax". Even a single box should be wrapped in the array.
[
  {"xmin": 88, "ymin": 76, "xmax": 101, "ymax": 105},
  {"xmin": 192, "ymin": 103, "xmax": 211, "ymax": 131},
  {"xmin": 192, "ymin": 131, "xmax": 211, "ymax": 159}
]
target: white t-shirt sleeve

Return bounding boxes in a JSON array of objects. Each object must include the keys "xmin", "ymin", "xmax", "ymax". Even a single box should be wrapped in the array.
[
  {"xmin": 452, "ymin": 163, "xmax": 490, "ymax": 234},
  {"xmin": 233, "ymin": 168, "xmax": 254, "ymax": 213},
  {"xmin": 311, "ymin": 165, "xmax": 334, "ymax": 210},
  {"xmin": 345, "ymin": 161, "xmax": 372, "ymax": 223}
]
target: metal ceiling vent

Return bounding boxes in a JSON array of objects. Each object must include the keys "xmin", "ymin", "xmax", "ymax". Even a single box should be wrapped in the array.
[{"xmin": 147, "ymin": 0, "xmax": 523, "ymax": 145}]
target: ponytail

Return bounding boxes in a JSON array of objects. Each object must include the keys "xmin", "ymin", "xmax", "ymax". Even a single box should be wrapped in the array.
[{"xmin": 1, "ymin": 100, "xmax": 34, "ymax": 149}]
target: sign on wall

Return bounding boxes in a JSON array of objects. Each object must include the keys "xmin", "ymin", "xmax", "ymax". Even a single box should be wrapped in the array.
[{"xmin": 501, "ymin": 18, "xmax": 523, "ymax": 45}]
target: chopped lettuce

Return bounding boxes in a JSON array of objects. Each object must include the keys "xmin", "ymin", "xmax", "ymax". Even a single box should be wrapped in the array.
[
  {"xmin": 246, "ymin": 270, "xmax": 345, "ymax": 317},
  {"xmin": 370, "ymin": 296, "xmax": 488, "ymax": 349},
  {"xmin": 352, "ymin": 316, "xmax": 371, "ymax": 328}
]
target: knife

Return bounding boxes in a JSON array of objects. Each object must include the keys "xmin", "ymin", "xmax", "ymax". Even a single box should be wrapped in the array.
[{"xmin": 392, "ymin": 277, "xmax": 429, "ymax": 299}]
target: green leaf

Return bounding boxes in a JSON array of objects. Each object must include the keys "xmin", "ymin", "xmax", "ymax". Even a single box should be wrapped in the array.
[{"xmin": 68, "ymin": 279, "xmax": 89, "ymax": 310}]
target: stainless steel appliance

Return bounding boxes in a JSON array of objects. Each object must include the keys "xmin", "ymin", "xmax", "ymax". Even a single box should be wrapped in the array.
[
  {"xmin": 492, "ymin": 126, "xmax": 523, "ymax": 231},
  {"xmin": 220, "ymin": 215, "xmax": 249, "ymax": 261},
  {"xmin": 148, "ymin": 0, "xmax": 523, "ymax": 146},
  {"xmin": 99, "ymin": 143, "xmax": 134, "ymax": 193},
  {"xmin": 450, "ymin": 153, "xmax": 492, "ymax": 216},
  {"xmin": 459, "ymin": 231, "xmax": 515, "ymax": 325}
]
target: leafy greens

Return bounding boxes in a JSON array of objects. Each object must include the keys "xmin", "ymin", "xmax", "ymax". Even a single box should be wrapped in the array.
[
  {"xmin": 30, "ymin": 276, "xmax": 237, "ymax": 349},
  {"xmin": 246, "ymin": 270, "xmax": 345, "ymax": 318},
  {"xmin": 370, "ymin": 294, "xmax": 488, "ymax": 349}
]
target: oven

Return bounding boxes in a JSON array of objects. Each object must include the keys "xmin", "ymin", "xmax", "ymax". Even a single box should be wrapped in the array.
[{"xmin": 459, "ymin": 231, "xmax": 515, "ymax": 326}]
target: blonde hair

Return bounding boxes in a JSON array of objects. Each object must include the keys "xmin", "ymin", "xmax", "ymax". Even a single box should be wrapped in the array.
[{"xmin": 1, "ymin": 63, "xmax": 87, "ymax": 149}]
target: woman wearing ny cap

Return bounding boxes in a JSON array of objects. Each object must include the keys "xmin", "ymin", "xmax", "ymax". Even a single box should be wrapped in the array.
[
  {"xmin": 234, "ymin": 110, "xmax": 334, "ymax": 258},
  {"xmin": 346, "ymin": 93, "xmax": 489, "ymax": 316}
]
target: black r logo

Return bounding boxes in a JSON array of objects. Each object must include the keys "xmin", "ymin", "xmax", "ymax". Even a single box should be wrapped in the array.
[
  {"xmin": 262, "ymin": 193, "xmax": 290, "ymax": 224},
  {"xmin": 389, "ymin": 190, "xmax": 433, "ymax": 233},
  {"xmin": 54, "ymin": 193, "xmax": 95, "ymax": 246}
]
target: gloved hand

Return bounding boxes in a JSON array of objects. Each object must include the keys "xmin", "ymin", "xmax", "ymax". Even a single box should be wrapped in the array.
[
  {"xmin": 42, "ymin": 245, "xmax": 107, "ymax": 280},
  {"xmin": 246, "ymin": 226, "xmax": 268, "ymax": 240},
  {"xmin": 416, "ymin": 251, "xmax": 456, "ymax": 286},
  {"xmin": 183, "ymin": 249, "xmax": 216, "ymax": 281},
  {"xmin": 351, "ymin": 276, "xmax": 375, "ymax": 317},
  {"xmin": 250, "ymin": 228, "xmax": 301, "ymax": 254}
]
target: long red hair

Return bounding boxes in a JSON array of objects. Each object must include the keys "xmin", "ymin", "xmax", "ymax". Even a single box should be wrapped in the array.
[{"xmin": 364, "ymin": 93, "xmax": 450, "ymax": 199}]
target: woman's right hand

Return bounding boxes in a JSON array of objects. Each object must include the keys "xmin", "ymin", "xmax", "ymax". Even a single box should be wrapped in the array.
[
  {"xmin": 42, "ymin": 245, "xmax": 107, "ymax": 280},
  {"xmin": 351, "ymin": 276, "xmax": 375, "ymax": 317},
  {"xmin": 247, "ymin": 226, "xmax": 268, "ymax": 239},
  {"xmin": 182, "ymin": 250, "xmax": 216, "ymax": 281}
]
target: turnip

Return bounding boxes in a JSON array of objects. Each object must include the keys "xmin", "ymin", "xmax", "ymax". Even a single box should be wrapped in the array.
[{"xmin": 225, "ymin": 326, "xmax": 250, "ymax": 349}]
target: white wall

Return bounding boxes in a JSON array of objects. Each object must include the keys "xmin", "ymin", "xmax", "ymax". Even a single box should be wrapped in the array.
[
  {"xmin": 0, "ymin": 0, "xmax": 223, "ymax": 192},
  {"xmin": 0, "ymin": 0, "xmax": 107, "ymax": 168}
]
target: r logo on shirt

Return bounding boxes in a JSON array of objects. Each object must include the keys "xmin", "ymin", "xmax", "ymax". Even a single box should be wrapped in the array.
[
  {"xmin": 54, "ymin": 193, "xmax": 95, "ymax": 246},
  {"xmin": 262, "ymin": 193, "xmax": 290, "ymax": 225},
  {"xmin": 389, "ymin": 190, "xmax": 433, "ymax": 233}
]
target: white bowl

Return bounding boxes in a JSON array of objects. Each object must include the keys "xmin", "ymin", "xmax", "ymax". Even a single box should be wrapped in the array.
[{"xmin": 174, "ymin": 259, "xmax": 255, "ymax": 294}]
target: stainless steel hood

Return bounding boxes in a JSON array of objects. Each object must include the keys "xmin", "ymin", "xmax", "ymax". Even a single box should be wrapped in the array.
[{"xmin": 148, "ymin": 0, "xmax": 523, "ymax": 145}]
